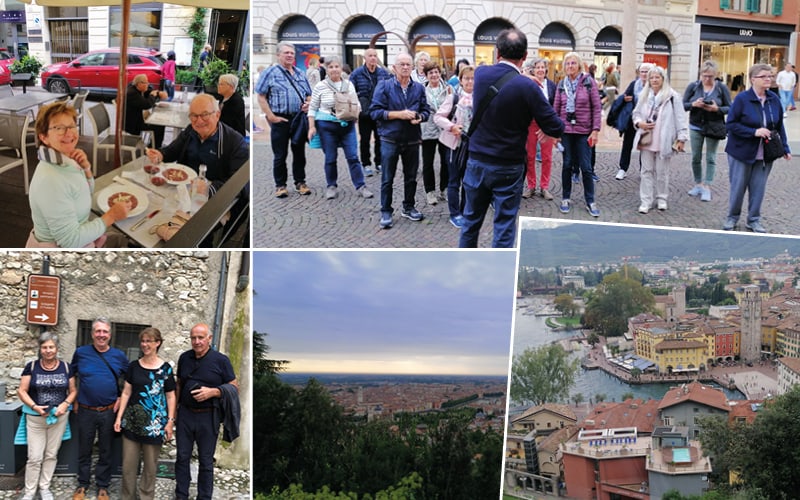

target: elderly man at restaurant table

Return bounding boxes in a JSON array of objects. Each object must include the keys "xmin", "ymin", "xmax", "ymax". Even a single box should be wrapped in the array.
[
  {"xmin": 146, "ymin": 94, "xmax": 248, "ymax": 194},
  {"xmin": 217, "ymin": 73, "xmax": 246, "ymax": 136},
  {"xmin": 124, "ymin": 74, "xmax": 167, "ymax": 148}
]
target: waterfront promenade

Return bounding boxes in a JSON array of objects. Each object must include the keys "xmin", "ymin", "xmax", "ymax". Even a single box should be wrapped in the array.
[{"xmin": 582, "ymin": 335, "xmax": 779, "ymax": 399}]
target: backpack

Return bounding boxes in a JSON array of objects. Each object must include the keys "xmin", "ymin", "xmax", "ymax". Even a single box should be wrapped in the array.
[{"xmin": 325, "ymin": 80, "xmax": 360, "ymax": 121}]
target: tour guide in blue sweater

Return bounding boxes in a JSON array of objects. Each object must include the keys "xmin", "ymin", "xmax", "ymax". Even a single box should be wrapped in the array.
[{"xmin": 460, "ymin": 28, "xmax": 564, "ymax": 248}]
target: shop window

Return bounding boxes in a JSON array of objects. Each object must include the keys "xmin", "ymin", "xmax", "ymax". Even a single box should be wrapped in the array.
[
  {"xmin": 109, "ymin": 3, "xmax": 162, "ymax": 50},
  {"xmin": 77, "ymin": 319, "xmax": 151, "ymax": 361}
]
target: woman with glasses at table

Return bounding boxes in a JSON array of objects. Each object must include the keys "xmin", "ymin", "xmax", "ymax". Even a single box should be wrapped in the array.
[
  {"xmin": 27, "ymin": 101, "xmax": 131, "ymax": 248},
  {"xmin": 723, "ymin": 63, "xmax": 791, "ymax": 233},
  {"xmin": 114, "ymin": 327, "xmax": 176, "ymax": 500}
]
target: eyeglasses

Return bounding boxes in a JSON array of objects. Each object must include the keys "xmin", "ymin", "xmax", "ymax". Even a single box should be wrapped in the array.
[
  {"xmin": 189, "ymin": 111, "xmax": 216, "ymax": 120},
  {"xmin": 48, "ymin": 124, "xmax": 78, "ymax": 135},
  {"xmin": 701, "ymin": 75, "xmax": 715, "ymax": 79},
  {"xmin": 754, "ymin": 75, "xmax": 773, "ymax": 80},
  {"xmin": 140, "ymin": 339, "xmax": 159, "ymax": 344}
]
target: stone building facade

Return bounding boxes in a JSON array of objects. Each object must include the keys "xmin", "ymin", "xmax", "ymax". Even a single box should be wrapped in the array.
[
  {"xmin": 254, "ymin": 0, "xmax": 696, "ymax": 92},
  {"xmin": 0, "ymin": 250, "xmax": 250, "ymax": 467}
]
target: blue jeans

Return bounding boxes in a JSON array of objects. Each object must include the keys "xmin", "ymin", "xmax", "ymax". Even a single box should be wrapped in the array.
[
  {"xmin": 317, "ymin": 120, "xmax": 366, "ymax": 189},
  {"xmin": 689, "ymin": 129, "xmax": 719, "ymax": 184},
  {"xmin": 780, "ymin": 89, "xmax": 792, "ymax": 111},
  {"xmin": 727, "ymin": 155, "xmax": 772, "ymax": 224},
  {"xmin": 561, "ymin": 133, "xmax": 595, "ymax": 205},
  {"xmin": 459, "ymin": 157, "xmax": 525, "ymax": 248},
  {"xmin": 175, "ymin": 408, "xmax": 219, "ymax": 500},
  {"xmin": 77, "ymin": 408, "xmax": 116, "ymax": 489},
  {"xmin": 270, "ymin": 114, "xmax": 307, "ymax": 188},
  {"xmin": 380, "ymin": 140, "xmax": 420, "ymax": 213},
  {"xmin": 446, "ymin": 148, "xmax": 465, "ymax": 217}
]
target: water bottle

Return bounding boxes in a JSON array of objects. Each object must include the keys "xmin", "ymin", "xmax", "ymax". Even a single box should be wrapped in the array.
[
  {"xmin": 182, "ymin": 85, "xmax": 189, "ymax": 104},
  {"xmin": 190, "ymin": 164, "xmax": 209, "ymax": 213}
]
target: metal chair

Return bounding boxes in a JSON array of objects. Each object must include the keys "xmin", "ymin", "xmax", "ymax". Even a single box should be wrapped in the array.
[
  {"xmin": 85, "ymin": 103, "xmax": 141, "ymax": 174},
  {"xmin": 70, "ymin": 90, "xmax": 90, "ymax": 134},
  {"xmin": 0, "ymin": 112, "xmax": 32, "ymax": 193}
]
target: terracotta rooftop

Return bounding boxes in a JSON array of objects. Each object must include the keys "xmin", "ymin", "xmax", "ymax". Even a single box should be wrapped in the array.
[
  {"xmin": 511, "ymin": 402, "xmax": 577, "ymax": 424},
  {"xmin": 657, "ymin": 382, "xmax": 730, "ymax": 412},
  {"xmin": 727, "ymin": 399, "xmax": 765, "ymax": 424},
  {"xmin": 537, "ymin": 425, "xmax": 579, "ymax": 453},
  {"xmin": 580, "ymin": 398, "xmax": 661, "ymax": 434},
  {"xmin": 778, "ymin": 356, "xmax": 800, "ymax": 376},
  {"xmin": 654, "ymin": 339, "xmax": 707, "ymax": 351}
]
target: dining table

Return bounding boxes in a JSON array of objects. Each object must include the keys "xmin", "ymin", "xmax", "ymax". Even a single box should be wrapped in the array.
[
  {"xmin": 145, "ymin": 101, "xmax": 191, "ymax": 131},
  {"xmin": 0, "ymin": 92, "xmax": 68, "ymax": 114},
  {"xmin": 91, "ymin": 156, "xmax": 249, "ymax": 248}
]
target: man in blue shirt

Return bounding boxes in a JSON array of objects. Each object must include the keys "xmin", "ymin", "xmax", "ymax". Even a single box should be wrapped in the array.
[
  {"xmin": 460, "ymin": 28, "xmax": 564, "ymax": 248},
  {"xmin": 369, "ymin": 52, "xmax": 430, "ymax": 229},
  {"xmin": 256, "ymin": 42, "xmax": 313, "ymax": 198},
  {"xmin": 175, "ymin": 323, "xmax": 238, "ymax": 500},
  {"xmin": 71, "ymin": 318, "xmax": 129, "ymax": 500}
]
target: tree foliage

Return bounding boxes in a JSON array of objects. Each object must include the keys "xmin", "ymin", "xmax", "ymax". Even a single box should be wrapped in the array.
[
  {"xmin": 254, "ymin": 331, "xmax": 289, "ymax": 376},
  {"xmin": 510, "ymin": 344, "xmax": 579, "ymax": 405},
  {"xmin": 254, "ymin": 375, "xmax": 501, "ymax": 499},
  {"xmin": 583, "ymin": 271, "xmax": 655, "ymax": 337},
  {"xmin": 553, "ymin": 294, "xmax": 579, "ymax": 317}
]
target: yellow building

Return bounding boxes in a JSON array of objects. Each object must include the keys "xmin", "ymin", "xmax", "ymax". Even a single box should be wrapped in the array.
[{"xmin": 653, "ymin": 340, "xmax": 708, "ymax": 373}]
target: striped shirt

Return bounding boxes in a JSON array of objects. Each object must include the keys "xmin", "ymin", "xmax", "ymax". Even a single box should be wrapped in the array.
[
  {"xmin": 255, "ymin": 64, "xmax": 311, "ymax": 115},
  {"xmin": 307, "ymin": 78, "xmax": 361, "ymax": 117}
]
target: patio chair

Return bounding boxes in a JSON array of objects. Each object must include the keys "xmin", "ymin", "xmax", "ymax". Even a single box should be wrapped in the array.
[
  {"xmin": 70, "ymin": 90, "xmax": 90, "ymax": 134},
  {"xmin": 85, "ymin": 103, "xmax": 141, "ymax": 174},
  {"xmin": 0, "ymin": 112, "xmax": 32, "ymax": 193}
]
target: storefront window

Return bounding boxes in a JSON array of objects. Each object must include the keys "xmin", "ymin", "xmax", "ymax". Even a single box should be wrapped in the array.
[{"xmin": 109, "ymin": 3, "xmax": 162, "ymax": 50}]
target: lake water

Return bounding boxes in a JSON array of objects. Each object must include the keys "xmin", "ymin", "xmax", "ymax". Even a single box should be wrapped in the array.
[{"xmin": 512, "ymin": 297, "xmax": 743, "ymax": 405}]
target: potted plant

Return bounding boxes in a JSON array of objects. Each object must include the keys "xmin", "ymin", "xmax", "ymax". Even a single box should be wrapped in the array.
[
  {"xmin": 199, "ymin": 58, "xmax": 230, "ymax": 96},
  {"xmin": 9, "ymin": 55, "xmax": 43, "ymax": 88}
]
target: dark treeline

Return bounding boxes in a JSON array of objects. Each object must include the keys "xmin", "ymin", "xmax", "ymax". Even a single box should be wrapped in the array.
[{"xmin": 253, "ymin": 356, "xmax": 503, "ymax": 499}]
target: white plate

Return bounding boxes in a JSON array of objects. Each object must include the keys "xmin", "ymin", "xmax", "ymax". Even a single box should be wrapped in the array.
[
  {"xmin": 96, "ymin": 184, "xmax": 149, "ymax": 218},
  {"xmin": 161, "ymin": 163, "xmax": 197, "ymax": 185}
]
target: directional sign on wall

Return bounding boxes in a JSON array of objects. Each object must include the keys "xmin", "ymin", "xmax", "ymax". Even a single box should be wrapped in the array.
[{"xmin": 26, "ymin": 274, "xmax": 61, "ymax": 326}]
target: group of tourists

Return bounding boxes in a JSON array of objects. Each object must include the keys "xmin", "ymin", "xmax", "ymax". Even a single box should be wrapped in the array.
[
  {"xmin": 17, "ymin": 319, "xmax": 239, "ymax": 500},
  {"xmin": 257, "ymin": 31, "xmax": 792, "ymax": 245}
]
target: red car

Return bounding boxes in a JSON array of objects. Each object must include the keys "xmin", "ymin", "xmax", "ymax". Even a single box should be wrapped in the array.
[
  {"xmin": 41, "ymin": 47, "xmax": 164, "ymax": 96},
  {"xmin": 0, "ymin": 51, "xmax": 14, "ymax": 86}
]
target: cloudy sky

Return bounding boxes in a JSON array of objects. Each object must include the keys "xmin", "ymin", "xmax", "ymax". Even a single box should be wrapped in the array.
[{"xmin": 253, "ymin": 251, "xmax": 517, "ymax": 375}]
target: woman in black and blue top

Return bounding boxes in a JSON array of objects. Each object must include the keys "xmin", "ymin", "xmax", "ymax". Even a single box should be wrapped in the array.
[
  {"xmin": 114, "ymin": 327, "xmax": 176, "ymax": 500},
  {"xmin": 18, "ymin": 332, "xmax": 77, "ymax": 500}
]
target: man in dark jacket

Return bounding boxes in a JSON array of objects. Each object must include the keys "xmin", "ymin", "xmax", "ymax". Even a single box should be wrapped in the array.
[
  {"xmin": 350, "ymin": 48, "xmax": 391, "ymax": 176},
  {"xmin": 124, "ymin": 73, "xmax": 167, "ymax": 148},
  {"xmin": 460, "ymin": 28, "xmax": 564, "ymax": 248},
  {"xmin": 175, "ymin": 323, "xmax": 238, "ymax": 500},
  {"xmin": 369, "ymin": 52, "xmax": 430, "ymax": 229},
  {"xmin": 146, "ymin": 94, "xmax": 247, "ymax": 195}
]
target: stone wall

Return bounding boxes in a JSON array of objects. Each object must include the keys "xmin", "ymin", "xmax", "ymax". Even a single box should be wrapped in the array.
[{"xmin": 0, "ymin": 250, "xmax": 247, "ymax": 400}]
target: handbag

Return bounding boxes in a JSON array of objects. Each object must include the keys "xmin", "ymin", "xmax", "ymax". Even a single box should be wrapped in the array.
[
  {"xmin": 453, "ymin": 133, "xmax": 470, "ymax": 174},
  {"xmin": 326, "ymin": 80, "xmax": 359, "ymax": 121},
  {"xmin": 701, "ymin": 119, "xmax": 727, "ymax": 140},
  {"xmin": 763, "ymin": 129, "xmax": 785, "ymax": 162},
  {"xmin": 151, "ymin": 211, "xmax": 190, "ymax": 241},
  {"xmin": 638, "ymin": 129, "xmax": 653, "ymax": 146},
  {"xmin": 289, "ymin": 111, "xmax": 308, "ymax": 145}
]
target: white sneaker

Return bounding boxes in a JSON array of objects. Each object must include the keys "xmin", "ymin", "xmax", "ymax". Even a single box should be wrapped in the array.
[
  {"xmin": 40, "ymin": 490, "xmax": 54, "ymax": 500},
  {"xmin": 657, "ymin": 199, "xmax": 668, "ymax": 211},
  {"xmin": 21, "ymin": 493, "xmax": 35, "ymax": 500},
  {"xmin": 426, "ymin": 191, "xmax": 438, "ymax": 205},
  {"xmin": 615, "ymin": 169, "xmax": 627, "ymax": 180},
  {"xmin": 638, "ymin": 204, "xmax": 650, "ymax": 214}
]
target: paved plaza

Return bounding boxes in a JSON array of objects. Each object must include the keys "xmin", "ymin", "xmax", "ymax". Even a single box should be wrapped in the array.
[{"xmin": 253, "ymin": 111, "xmax": 800, "ymax": 248}]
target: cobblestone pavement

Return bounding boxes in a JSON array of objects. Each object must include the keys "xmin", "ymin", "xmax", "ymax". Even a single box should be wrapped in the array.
[{"xmin": 252, "ymin": 111, "xmax": 800, "ymax": 248}]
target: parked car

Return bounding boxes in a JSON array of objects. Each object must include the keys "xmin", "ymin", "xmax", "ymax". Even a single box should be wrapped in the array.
[
  {"xmin": 0, "ymin": 51, "xmax": 15, "ymax": 86},
  {"xmin": 41, "ymin": 47, "xmax": 164, "ymax": 96}
]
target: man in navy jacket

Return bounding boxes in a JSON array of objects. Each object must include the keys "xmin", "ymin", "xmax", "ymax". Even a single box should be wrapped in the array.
[
  {"xmin": 460, "ymin": 28, "xmax": 564, "ymax": 248},
  {"xmin": 369, "ymin": 52, "xmax": 430, "ymax": 229}
]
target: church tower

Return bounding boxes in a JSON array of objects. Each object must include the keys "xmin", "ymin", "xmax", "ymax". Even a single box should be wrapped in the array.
[{"xmin": 740, "ymin": 285, "xmax": 762, "ymax": 363}]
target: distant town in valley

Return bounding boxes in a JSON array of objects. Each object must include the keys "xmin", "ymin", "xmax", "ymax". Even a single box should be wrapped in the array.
[
  {"xmin": 281, "ymin": 373, "xmax": 508, "ymax": 432},
  {"xmin": 507, "ymin": 226, "xmax": 800, "ymax": 500}
]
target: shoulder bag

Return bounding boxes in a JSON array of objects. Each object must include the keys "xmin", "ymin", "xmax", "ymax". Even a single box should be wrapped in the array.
[
  {"xmin": 325, "ymin": 80, "xmax": 360, "ymax": 121},
  {"xmin": 93, "ymin": 346, "xmax": 124, "ymax": 397},
  {"xmin": 455, "ymin": 70, "xmax": 518, "ymax": 173},
  {"xmin": 700, "ymin": 82, "xmax": 728, "ymax": 140},
  {"xmin": 764, "ymin": 130, "xmax": 785, "ymax": 162}
]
